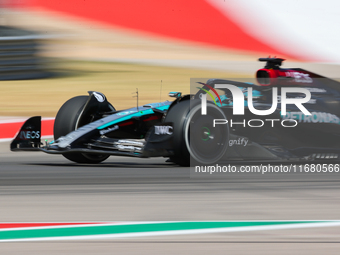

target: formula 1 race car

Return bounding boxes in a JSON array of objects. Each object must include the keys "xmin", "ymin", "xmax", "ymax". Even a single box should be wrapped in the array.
[{"xmin": 11, "ymin": 58, "xmax": 340, "ymax": 166}]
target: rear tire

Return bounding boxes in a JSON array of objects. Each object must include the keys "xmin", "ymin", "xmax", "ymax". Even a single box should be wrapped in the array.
[
  {"xmin": 54, "ymin": 96, "xmax": 109, "ymax": 164},
  {"xmin": 165, "ymin": 99, "xmax": 229, "ymax": 166}
]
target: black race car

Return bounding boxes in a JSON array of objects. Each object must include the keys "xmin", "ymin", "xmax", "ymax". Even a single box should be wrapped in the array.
[{"xmin": 11, "ymin": 58, "xmax": 340, "ymax": 166}]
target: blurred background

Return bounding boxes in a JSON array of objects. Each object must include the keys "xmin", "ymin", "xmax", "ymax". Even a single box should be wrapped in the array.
[
  {"xmin": 1, "ymin": 0, "xmax": 340, "ymax": 118},
  {"xmin": 1, "ymin": 2, "xmax": 340, "ymax": 253}
]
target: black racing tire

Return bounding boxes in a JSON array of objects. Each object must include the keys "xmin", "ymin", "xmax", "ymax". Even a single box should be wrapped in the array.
[
  {"xmin": 54, "ymin": 96, "xmax": 109, "ymax": 164},
  {"xmin": 165, "ymin": 99, "xmax": 229, "ymax": 166}
]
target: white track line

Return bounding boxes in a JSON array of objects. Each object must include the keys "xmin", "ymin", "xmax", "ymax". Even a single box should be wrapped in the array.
[{"xmin": 1, "ymin": 221, "xmax": 340, "ymax": 242}]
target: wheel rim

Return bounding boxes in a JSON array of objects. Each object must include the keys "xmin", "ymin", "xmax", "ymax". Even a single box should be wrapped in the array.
[
  {"xmin": 185, "ymin": 104, "xmax": 229, "ymax": 164},
  {"xmin": 201, "ymin": 127, "xmax": 213, "ymax": 141}
]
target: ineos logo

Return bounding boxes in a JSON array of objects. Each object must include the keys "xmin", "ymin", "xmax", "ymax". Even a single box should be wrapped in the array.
[{"xmin": 19, "ymin": 131, "xmax": 40, "ymax": 140}]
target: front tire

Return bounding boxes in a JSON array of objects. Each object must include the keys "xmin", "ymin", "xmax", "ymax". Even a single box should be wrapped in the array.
[
  {"xmin": 165, "ymin": 99, "xmax": 229, "ymax": 166},
  {"xmin": 54, "ymin": 96, "xmax": 110, "ymax": 164}
]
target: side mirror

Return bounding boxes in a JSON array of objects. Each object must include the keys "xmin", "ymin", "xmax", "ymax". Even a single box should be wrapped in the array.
[{"xmin": 168, "ymin": 92, "xmax": 182, "ymax": 98}]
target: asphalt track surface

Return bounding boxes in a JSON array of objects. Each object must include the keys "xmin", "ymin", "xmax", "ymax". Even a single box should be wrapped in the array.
[{"xmin": 1, "ymin": 142, "xmax": 340, "ymax": 254}]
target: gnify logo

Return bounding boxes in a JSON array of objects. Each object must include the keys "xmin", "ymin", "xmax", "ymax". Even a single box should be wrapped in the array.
[
  {"xmin": 200, "ymin": 84, "xmax": 312, "ymax": 128},
  {"xmin": 229, "ymin": 137, "xmax": 249, "ymax": 147}
]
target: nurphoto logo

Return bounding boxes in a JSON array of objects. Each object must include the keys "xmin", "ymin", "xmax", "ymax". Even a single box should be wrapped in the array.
[{"xmin": 200, "ymin": 84, "xmax": 312, "ymax": 128}]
